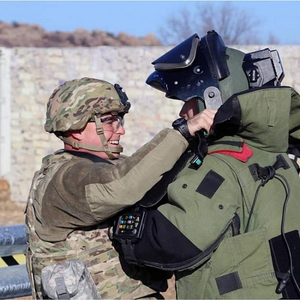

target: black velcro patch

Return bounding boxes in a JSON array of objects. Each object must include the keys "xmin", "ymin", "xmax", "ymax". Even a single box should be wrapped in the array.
[
  {"xmin": 196, "ymin": 170, "xmax": 224, "ymax": 199},
  {"xmin": 215, "ymin": 272, "xmax": 242, "ymax": 295}
]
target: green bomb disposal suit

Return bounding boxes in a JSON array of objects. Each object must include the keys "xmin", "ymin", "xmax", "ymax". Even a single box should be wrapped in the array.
[{"xmin": 114, "ymin": 87, "xmax": 300, "ymax": 299}]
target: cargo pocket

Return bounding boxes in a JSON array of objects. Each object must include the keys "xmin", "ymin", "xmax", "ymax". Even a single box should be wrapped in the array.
[
  {"xmin": 41, "ymin": 259, "xmax": 101, "ymax": 300},
  {"xmin": 207, "ymin": 228, "xmax": 278, "ymax": 299}
]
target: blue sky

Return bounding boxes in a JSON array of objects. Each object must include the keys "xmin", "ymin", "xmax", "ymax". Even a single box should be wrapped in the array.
[{"xmin": 0, "ymin": 1, "xmax": 299, "ymax": 44}]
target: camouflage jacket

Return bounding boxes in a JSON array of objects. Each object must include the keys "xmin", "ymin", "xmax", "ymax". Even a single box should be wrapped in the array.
[{"xmin": 25, "ymin": 128, "xmax": 188, "ymax": 299}]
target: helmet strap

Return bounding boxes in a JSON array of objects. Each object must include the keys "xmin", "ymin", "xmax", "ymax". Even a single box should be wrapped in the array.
[
  {"xmin": 57, "ymin": 115, "xmax": 123, "ymax": 160},
  {"xmin": 94, "ymin": 115, "xmax": 119, "ymax": 159},
  {"xmin": 59, "ymin": 136, "xmax": 123, "ymax": 154},
  {"xmin": 203, "ymin": 86, "xmax": 223, "ymax": 110}
]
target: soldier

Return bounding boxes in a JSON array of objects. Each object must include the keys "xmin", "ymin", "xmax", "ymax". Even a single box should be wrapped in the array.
[
  {"xmin": 25, "ymin": 77, "xmax": 215, "ymax": 299},
  {"xmin": 111, "ymin": 31, "xmax": 300, "ymax": 299}
]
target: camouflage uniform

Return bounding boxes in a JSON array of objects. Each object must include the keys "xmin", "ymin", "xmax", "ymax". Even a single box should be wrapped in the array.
[{"xmin": 25, "ymin": 78, "xmax": 188, "ymax": 299}]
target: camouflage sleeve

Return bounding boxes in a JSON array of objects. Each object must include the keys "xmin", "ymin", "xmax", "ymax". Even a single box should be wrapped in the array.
[
  {"xmin": 39, "ymin": 128, "xmax": 187, "ymax": 241},
  {"xmin": 83, "ymin": 128, "xmax": 188, "ymax": 221}
]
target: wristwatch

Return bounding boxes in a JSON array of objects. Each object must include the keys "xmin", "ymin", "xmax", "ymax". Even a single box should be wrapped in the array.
[{"xmin": 172, "ymin": 118, "xmax": 193, "ymax": 141}]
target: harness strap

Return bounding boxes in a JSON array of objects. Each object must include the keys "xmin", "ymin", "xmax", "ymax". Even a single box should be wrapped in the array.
[
  {"xmin": 120, "ymin": 240, "xmax": 138, "ymax": 265},
  {"xmin": 55, "ymin": 277, "xmax": 70, "ymax": 300},
  {"xmin": 249, "ymin": 154, "xmax": 290, "ymax": 185}
]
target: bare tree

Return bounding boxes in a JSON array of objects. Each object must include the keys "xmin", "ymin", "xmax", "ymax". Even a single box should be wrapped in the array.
[
  {"xmin": 159, "ymin": 7, "xmax": 195, "ymax": 45},
  {"xmin": 267, "ymin": 33, "xmax": 280, "ymax": 45},
  {"xmin": 159, "ymin": 2, "xmax": 266, "ymax": 45}
]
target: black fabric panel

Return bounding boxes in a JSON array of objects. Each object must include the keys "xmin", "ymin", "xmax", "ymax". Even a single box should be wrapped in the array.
[
  {"xmin": 211, "ymin": 94, "xmax": 241, "ymax": 137},
  {"xmin": 196, "ymin": 170, "xmax": 225, "ymax": 199},
  {"xmin": 134, "ymin": 210, "xmax": 201, "ymax": 265},
  {"xmin": 269, "ymin": 230, "xmax": 300, "ymax": 299},
  {"xmin": 116, "ymin": 253, "xmax": 172, "ymax": 292},
  {"xmin": 289, "ymin": 137, "xmax": 300, "ymax": 157},
  {"xmin": 215, "ymin": 272, "xmax": 242, "ymax": 295}
]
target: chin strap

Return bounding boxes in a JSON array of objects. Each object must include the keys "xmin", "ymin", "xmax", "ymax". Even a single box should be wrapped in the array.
[
  {"xmin": 94, "ymin": 115, "xmax": 121, "ymax": 159},
  {"xmin": 58, "ymin": 115, "xmax": 123, "ymax": 160}
]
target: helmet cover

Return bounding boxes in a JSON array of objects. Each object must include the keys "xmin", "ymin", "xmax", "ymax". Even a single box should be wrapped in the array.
[{"xmin": 44, "ymin": 77, "xmax": 130, "ymax": 133}]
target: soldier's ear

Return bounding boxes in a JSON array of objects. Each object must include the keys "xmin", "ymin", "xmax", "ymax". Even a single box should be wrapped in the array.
[
  {"xmin": 63, "ymin": 125, "xmax": 87, "ymax": 141},
  {"xmin": 70, "ymin": 132, "xmax": 82, "ymax": 141}
]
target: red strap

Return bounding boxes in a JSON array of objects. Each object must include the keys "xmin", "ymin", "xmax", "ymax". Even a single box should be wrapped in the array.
[{"xmin": 209, "ymin": 142, "xmax": 253, "ymax": 162}]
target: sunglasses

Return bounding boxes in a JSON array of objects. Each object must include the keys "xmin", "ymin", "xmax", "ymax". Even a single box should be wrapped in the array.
[{"xmin": 99, "ymin": 115, "xmax": 125, "ymax": 130}]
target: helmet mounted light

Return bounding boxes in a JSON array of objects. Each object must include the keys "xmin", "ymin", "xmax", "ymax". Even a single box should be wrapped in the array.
[
  {"xmin": 242, "ymin": 48, "xmax": 285, "ymax": 88},
  {"xmin": 114, "ymin": 83, "xmax": 131, "ymax": 113}
]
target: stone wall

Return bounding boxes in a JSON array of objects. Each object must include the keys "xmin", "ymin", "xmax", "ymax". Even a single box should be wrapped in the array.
[{"xmin": 0, "ymin": 45, "xmax": 299, "ymax": 202}]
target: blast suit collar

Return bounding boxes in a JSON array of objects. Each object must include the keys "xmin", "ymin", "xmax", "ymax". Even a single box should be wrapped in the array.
[{"xmin": 212, "ymin": 86, "xmax": 298, "ymax": 153}]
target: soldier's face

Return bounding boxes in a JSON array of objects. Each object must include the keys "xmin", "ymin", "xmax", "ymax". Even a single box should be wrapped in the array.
[
  {"xmin": 102, "ymin": 115, "xmax": 125, "ymax": 157},
  {"xmin": 179, "ymin": 98, "xmax": 198, "ymax": 119},
  {"xmin": 79, "ymin": 115, "xmax": 125, "ymax": 159}
]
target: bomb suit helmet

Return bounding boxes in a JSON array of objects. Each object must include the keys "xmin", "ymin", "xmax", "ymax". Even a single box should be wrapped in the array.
[{"xmin": 146, "ymin": 30, "xmax": 284, "ymax": 112}]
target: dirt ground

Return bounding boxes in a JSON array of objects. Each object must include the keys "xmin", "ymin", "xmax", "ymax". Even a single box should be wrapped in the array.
[
  {"xmin": 0, "ymin": 179, "xmax": 26, "ymax": 226},
  {"xmin": 0, "ymin": 201, "xmax": 26, "ymax": 226}
]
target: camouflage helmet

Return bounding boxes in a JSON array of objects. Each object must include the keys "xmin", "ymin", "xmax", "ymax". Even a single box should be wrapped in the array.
[{"xmin": 45, "ymin": 77, "xmax": 130, "ymax": 133}]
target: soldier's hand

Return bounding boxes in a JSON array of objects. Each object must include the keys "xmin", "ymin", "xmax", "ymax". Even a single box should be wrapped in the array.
[{"xmin": 187, "ymin": 109, "xmax": 216, "ymax": 136}]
